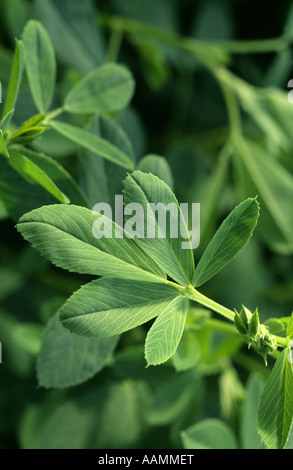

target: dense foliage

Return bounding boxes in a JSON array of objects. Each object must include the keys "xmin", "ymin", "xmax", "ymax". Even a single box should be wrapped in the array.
[{"xmin": 1, "ymin": 0, "xmax": 293, "ymax": 450}]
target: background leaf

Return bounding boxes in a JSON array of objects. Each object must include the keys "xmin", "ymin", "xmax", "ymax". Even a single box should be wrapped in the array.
[
  {"xmin": 146, "ymin": 370, "xmax": 200, "ymax": 425},
  {"xmin": 19, "ymin": 147, "xmax": 88, "ymax": 207},
  {"xmin": 64, "ymin": 63, "xmax": 135, "ymax": 114},
  {"xmin": 181, "ymin": 419, "xmax": 237, "ymax": 449},
  {"xmin": 20, "ymin": 381, "xmax": 150, "ymax": 449},
  {"xmin": 172, "ymin": 329, "xmax": 201, "ymax": 372},
  {"xmin": 0, "ymin": 130, "xmax": 9, "ymax": 158},
  {"xmin": 78, "ymin": 115, "xmax": 136, "ymax": 208},
  {"xmin": 235, "ymin": 139, "xmax": 293, "ymax": 255},
  {"xmin": 2, "ymin": 40, "xmax": 24, "ymax": 119},
  {"xmin": 23, "ymin": 20, "xmax": 56, "ymax": 113},
  {"xmin": 136, "ymin": 154, "xmax": 174, "ymax": 189},
  {"xmin": 37, "ymin": 313, "xmax": 119, "ymax": 388},
  {"xmin": 36, "ymin": 0, "xmax": 104, "ymax": 73},
  {"xmin": 50, "ymin": 120, "xmax": 134, "ymax": 170},
  {"xmin": 240, "ymin": 373, "xmax": 265, "ymax": 449}
]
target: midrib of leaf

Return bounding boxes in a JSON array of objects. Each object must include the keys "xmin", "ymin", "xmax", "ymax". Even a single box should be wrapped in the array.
[
  {"xmin": 61, "ymin": 296, "xmax": 172, "ymax": 323},
  {"xmin": 60, "ymin": 278, "xmax": 179, "ymax": 338},
  {"xmin": 18, "ymin": 217, "xmax": 165, "ymax": 282},
  {"xmin": 237, "ymin": 139, "xmax": 292, "ymax": 245}
]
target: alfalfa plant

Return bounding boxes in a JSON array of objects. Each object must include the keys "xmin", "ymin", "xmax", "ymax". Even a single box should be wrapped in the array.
[{"xmin": 1, "ymin": 14, "xmax": 293, "ymax": 450}]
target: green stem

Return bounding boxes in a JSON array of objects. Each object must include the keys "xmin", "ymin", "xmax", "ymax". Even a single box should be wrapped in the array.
[
  {"xmin": 100, "ymin": 14, "xmax": 290, "ymax": 57},
  {"xmin": 274, "ymin": 335, "xmax": 290, "ymax": 348},
  {"xmin": 212, "ymin": 36, "xmax": 288, "ymax": 54},
  {"xmin": 205, "ymin": 317, "xmax": 239, "ymax": 336},
  {"xmin": 184, "ymin": 287, "xmax": 290, "ymax": 350},
  {"xmin": 185, "ymin": 287, "xmax": 235, "ymax": 322},
  {"xmin": 212, "ymin": 68, "xmax": 242, "ymax": 141},
  {"xmin": 106, "ymin": 26, "xmax": 124, "ymax": 62},
  {"xmin": 43, "ymin": 107, "xmax": 64, "ymax": 124}
]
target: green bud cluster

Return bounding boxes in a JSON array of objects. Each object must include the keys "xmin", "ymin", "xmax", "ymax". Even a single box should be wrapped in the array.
[{"xmin": 234, "ymin": 305, "xmax": 277, "ymax": 365}]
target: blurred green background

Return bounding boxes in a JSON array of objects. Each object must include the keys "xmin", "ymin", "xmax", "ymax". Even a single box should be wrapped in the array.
[{"xmin": 1, "ymin": 0, "xmax": 293, "ymax": 449}]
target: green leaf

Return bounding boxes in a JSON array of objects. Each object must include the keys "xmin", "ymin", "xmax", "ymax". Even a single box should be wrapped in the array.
[
  {"xmin": 19, "ymin": 147, "xmax": 88, "ymax": 207},
  {"xmin": 258, "ymin": 348, "xmax": 293, "ymax": 449},
  {"xmin": 36, "ymin": 0, "xmax": 104, "ymax": 73},
  {"xmin": 2, "ymin": 0, "xmax": 29, "ymax": 40},
  {"xmin": 20, "ymin": 381, "xmax": 149, "ymax": 449},
  {"xmin": 287, "ymin": 313, "xmax": 293, "ymax": 339},
  {"xmin": 264, "ymin": 89, "xmax": 293, "ymax": 146},
  {"xmin": 181, "ymin": 419, "xmax": 237, "ymax": 449},
  {"xmin": 0, "ymin": 109, "xmax": 15, "ymax": 132},
  {"xmin": 2, "ymin": 40, "xmax": 24, "ymax": 119},
  {"xmin": 0, "ymin": 309, "xmax": 35, "ymax": 376},
  {"xmin": 219, "ymin": 367, "xmax": 244, "ymax": 423},
  {"xmin": 123, "ymin": 171, "xmax": 195, "ymax": 287},
  {"xmin": 117, "ymin": 106, "xmax": 146, "ymax": 159},
  {"xmin": 226, "ymin": 76, "xmax": 289, "ymax": 153},
  {"xmin": 10, "ymin": 126, "xmax": 46, "ymax": 144},
  {"xmin": 0, "ymin": 130, "xmax": 9, "ymax": 158},
  {"xmin": 111, "ymin": 0, "xmax": 176, "ymax": 32},
  {"xmin": 59, "ymin": 278, "xmax": 179, "ymax": 338},
  {"xmin": 265, "ymin": 317, "xmax": 287, "ymax": 338},
  {"xmin": 146, "ymin": 370, "xmax": 200, "ymax": 425},
  {"xmin": 50, "ymin": 120, "xmax": 134, "ymax": 170},
  {"xmin": 37, "ymin": 313, "xmax": 119, "ymax": 388},
  {"xmin": 249, "ymin": 309, "xmax": 260, "ymax": 337},
  {"xmin": 240, "ymin": 374, "xmax": 265, "ymax": 449},
  {"xmin": 0, "ymin": 156, "xmax": 58, "ymax": 220},
  {"xmin": 17, "ymin": 204, "xmax": 165, "ymax": 282},
  {"xmin": 9, "ymin": 149, "xmax": 69, "ymax": 204},
  {"xmin": 192, "ymin": 198, "xmax": 259, "ymax": 287},
  {"xmin": 198, "ymin": 143, "xmax": 230, "ymax": 242},
  {"xmin": 133, "ymin": 37, "xmax": 169, "ymax": 91},
  {"xmin": 234, "ymin": 311, "xmax": 248, "ymax": 335},
  {"xmin": 172, "ymin": 329, "xmax": 201, "ymax": 372},
  {"xmin": 23, "ymin": 20, "xmax": 56, "ymax": 112},
  {"xmin": 235, "ymin": 139, "xmax": 293, "ymax": 255},
  {"xmin": 136, "ymin": 154, "xmax": 174, "ymax": 189},
  {"xmin": 11, "ymin": 323, "xmax": 43, "ymax": 355},
  {"xmin": 64, "ymin": 63, "xmax": 135, "ymax": 114},
  {"xmin": 193, "ymin": 2, "xmax": 233, "ymax": 40},
  {"xmin": 10, "ymin": 113, "xmax": 46, "ymax": 139},
  {"xmin": 264, "ymin": 50, "xmax": 292, "ymax": 88},
  {"xmin": 145, "ymin": 295, "xmax": 188, "ymax": 366},
  {"xmin": 205, "ymin": 334, "xmax": 242, "ymax": 365},
  {"xmin": 78, "ymin": 115, "xmax": 135, "ymax": 208}
]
